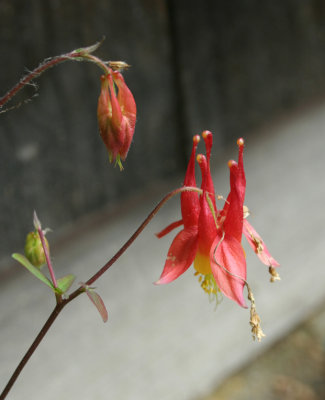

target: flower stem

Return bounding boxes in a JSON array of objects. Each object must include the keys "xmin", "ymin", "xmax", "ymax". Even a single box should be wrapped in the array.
[
  {"xmin": 71, "ymin": 185, "xmax": 201, "ymax": 293},
  {"xmin": 0, "ymin": 186, "xmax": 201, "ymax": 398},
  {"xmin": 33, "ymin": 211, "xmax": 58, "ymax": 290},
  {"xmin": 0, "ymin": 303, "xmax": 65, "ymax": 400},
  {"xmin": 0, "ymin": 41, "xmax": 106, "ymax": 110},
  {"xmin": 81, "ymin": 53, "xmax": 111, "ymax": 74},
  {"xmin": 37, "ymin": 227, "xmax": 58, "ymax": 289}
]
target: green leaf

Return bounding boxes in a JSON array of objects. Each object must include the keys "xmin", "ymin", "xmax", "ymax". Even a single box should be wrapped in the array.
[
  {"xmin": 12, "ymin": 253, "xmax": 55, "ymax": 291},
  {"xmin": 57, "ymin": 274, "xmax": 76, "ymax": 294},
  {"xmin": 74, "ymin": 39, "xmax": 103, "ymax": 55},
  {"xmin": 85, "ymin": 288, "xmax": 108, "ymax": 323}
]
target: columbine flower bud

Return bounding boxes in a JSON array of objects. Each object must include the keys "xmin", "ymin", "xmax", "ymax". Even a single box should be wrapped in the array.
[
  {"xmin": 24, "ymin": 230, "xmax": 49, "ymax": 268},
  {"xmin": 97, "ymin": 69, "xmax": 136, "ymax": 170}
]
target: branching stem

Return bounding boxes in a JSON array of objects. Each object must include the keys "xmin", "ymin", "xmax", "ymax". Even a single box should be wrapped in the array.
[{"xmin": 0, "ymin": 185, "xmax": 200, "ymax": 399}]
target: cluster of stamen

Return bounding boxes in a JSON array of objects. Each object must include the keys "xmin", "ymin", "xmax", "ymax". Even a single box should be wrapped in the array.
[{"xmin": 194, "ymin": 271, "xmax": 222, "ymax": 306}]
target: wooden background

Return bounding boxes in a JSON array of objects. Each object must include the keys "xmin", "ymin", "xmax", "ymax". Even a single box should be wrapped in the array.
[{"xmin": 1, "ymin": 0, "xmax": 325, "ymax": 265}]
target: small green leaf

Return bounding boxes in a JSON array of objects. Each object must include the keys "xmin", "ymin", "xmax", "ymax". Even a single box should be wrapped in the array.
[
  {"xmin": 85, "ymin": 288, "xmax": 108, "ymax": 323},
  {"xmin": 12, "ymin": 253, "xmax": 55, "ymax": 291},
  {"xmin": 57, "ymin": 274, "xmax": 76, "ymax": 294},
  {"xmin": 74, "ymin": 39, "xmax": 103, "ymax": 55}
]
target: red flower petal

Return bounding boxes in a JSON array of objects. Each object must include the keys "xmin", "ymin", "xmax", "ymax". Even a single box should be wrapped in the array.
[
  {"xmin": 97, "ymin": 74, "xmax": 124, "ymax": 162},
  {"xmin": 210, "ymin": 233, "xmax": 247, "ymax": 308},
  {"xmin": 243, "ymin": 220, "xmax": 280, "ymax": 267},
  {"xmin": 155, "ymin": 219, "xmax": 183, "ymax": 239},
  {"xmin": 236, "ymin": 138, "xmax": 246, "ymax": 204},
  {"xmin": 224, "ymin": 161, "xmax": 244, "ymax": 242},
  {"xmin": 155, "ymin": 227, "xmax": 198, "ymax": 285},
  {"xmin": 113, "ymin": 72, "xmax": 137, "ymax": 160},
  {"xmin": 181, "ymin": 135, "xmax": 200, "ymax": 228},
  {"xmin": 202, "ymin": 131, "xmax": 217, "ymax": 213}
]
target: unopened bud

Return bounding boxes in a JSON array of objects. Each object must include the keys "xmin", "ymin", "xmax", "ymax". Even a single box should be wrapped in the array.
[
  {"xmin": 97, "ymin": 70, "xmax": 136, "ymax": 170},
  {"xmin": 24, "ymin": 230, "xmax": 49, "ymax": 268}
]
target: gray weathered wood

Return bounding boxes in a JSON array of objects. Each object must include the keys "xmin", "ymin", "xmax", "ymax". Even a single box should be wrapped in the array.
[
  {"xmin": 1, "ymin": 0, "xmax": 325, "ymax": 266},
  {"xmin": 0, "ymin": 0, "xmax": 180, "ymax": 262}
]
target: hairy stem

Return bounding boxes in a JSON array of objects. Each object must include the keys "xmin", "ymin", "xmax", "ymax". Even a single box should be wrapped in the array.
[{"xmin": 0, "ymin": 41, "xmax": 108, "ymax": 110}]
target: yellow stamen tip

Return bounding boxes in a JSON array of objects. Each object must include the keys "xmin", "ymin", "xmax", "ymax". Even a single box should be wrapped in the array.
[
  {"xmin": 194, "ymin": 271, "xmax": 222, "ymax": 306},
  {"xmin": 202, "ymin": 130, "xmax": 212, "ymax": 139},
  {"xmin": 237, "ymin": 137, "xmax": 244, "ymax": 147},
  {"xmin": 193, "ymin": 135, "xmax": 200, "ymax": 144},
  {"xmin": 228, "ymin": 159, "xmax": 236, "ymax": 169},
  {"xmin": 196, "ymin": 154, "xmax": 205, "ymax": 163}
]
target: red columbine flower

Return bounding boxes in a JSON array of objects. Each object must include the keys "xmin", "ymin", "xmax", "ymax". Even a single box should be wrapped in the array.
[
  {"xmin": 156, "ymin": 132, "xmax": 279, "ymax": 308},
  {"xmin": 97, "ymin": 69, "xmax": 136, "ymax": 170},
  {"xmin": 193, "ymin": 137, "xmax": 247, "ymax": 307}
]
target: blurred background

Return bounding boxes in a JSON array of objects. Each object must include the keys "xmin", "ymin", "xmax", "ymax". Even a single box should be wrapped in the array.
[{"xmin": 0, "ymin": 1, "xmax": 325, "ymax": 399}]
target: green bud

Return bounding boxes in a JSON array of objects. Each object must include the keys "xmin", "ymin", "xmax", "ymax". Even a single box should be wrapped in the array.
[{"xmin": 24, "ymin": 230, "xmax": 49, "ymax": 268}]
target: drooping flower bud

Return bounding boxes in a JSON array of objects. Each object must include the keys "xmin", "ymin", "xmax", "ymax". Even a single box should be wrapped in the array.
[
  {"xmin": 24, "ymin": 230, "xmax": 49, "ymax": 268},
  {"xmin": 97, "ymin": 69, "xmax": 136, "ymax": 170}
]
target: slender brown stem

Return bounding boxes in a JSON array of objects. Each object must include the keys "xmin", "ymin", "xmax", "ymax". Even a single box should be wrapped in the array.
[
  {"xmin": 82, "ymin": 54, "xmax": 111, "ymax": 74},
  {"xmin": 0, "ymin": 186, "xmax": 201, "ymax": 398},
  {"xmin": 0, "ymin": 303, "xmax": 65, "ymax": 400},
  {"xmin": 69, "ymin": 185, "xmax": 201, "ymax": 300},
  {"xmin": 0, "ymin": 41, "xmax": 107, "ymax": 110},
  {"xmin": 0, "ymin": 54, "xmax": 73, "ymax": 109}
]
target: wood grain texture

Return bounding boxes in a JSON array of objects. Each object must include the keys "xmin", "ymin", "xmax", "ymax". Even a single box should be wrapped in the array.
[{"xmin": 1, "ymin": 0, "xmax": 325, "ymax": 264}]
